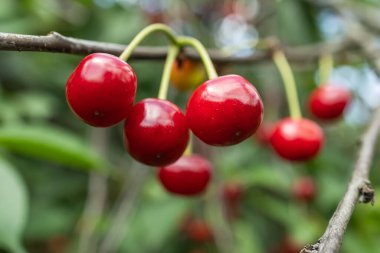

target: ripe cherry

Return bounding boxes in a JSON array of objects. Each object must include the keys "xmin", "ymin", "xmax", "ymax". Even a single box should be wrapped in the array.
[
  {"xmin": 183, "ymin": 219, "xmax": 213, "ymax": 243},
  {"xmin": 66, "ymin": 53, "xmax": 137, "ymax": 127},
  {"xmin": 124, "ymin": 98, "xmax": 189, "ymax": 166},
  {"xmin": 222, "ymin": 182, "xmax": 245, "ymax": 206},
  {"xmin": 186, "ymin": 75, "xmax": 264, "ymax": 146},
  {"xmin": 269, "ymin": 237, "xmax": 302, "ymax": 253},
  {"xmin": 270, "ymin": 118, "xmax": 324, "ymax": 161},
  {"xmin": 308, "ymin": 84, "xmax": 351, "ymax": 120},
  {"xmin": 170, "ymin": 59, "xmax": 206, "ymax": 91},
  {"xmin": 158, "ymin": 154, "xmax": 212, "ymax": 196},
  {"xmin": 254, "ymin": 122, "xmax": 275, "ymax": 146},
  {"xmin": 293, "ymin": 177, "xmax": 317, "ymax": 202},
  {"xmin": 222, "ymin": 182, "xmax": 245, "ymax": 219}
]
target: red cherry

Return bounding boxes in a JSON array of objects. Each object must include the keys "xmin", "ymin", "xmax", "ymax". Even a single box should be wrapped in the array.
[
  {"xmin": 222, "ymin": 182, "xmax": 245, "ymax": 205},
  {"xmin": 66, "ymin": 53, "xmax": 137, "ymax": 127},
  {"xmin": 270, "ymin": 237, "xmax": 302, "ymax": 253},
  {"xmin": 293, "ymin": 177, "xmax": 317, "ymax": 202},
  {"xmin": 222, "ymin": 182, "xmax": 245, "ymax": 219},
  {"xmin": 186, "ymin": 75, "xmax": 264, "ymax": 146},
  {"xmin": 270, "ymin": 118, "xmax": 324, "ymax": 161},
  {"xmin": 308, "ymin": 84, "xmax": 351, "ymax": 120},
  {"xmin": 184, "ymin": 219, "xmax": 213, "ymax": 243},
  {"xmin": 124, "ymin": 98, "xmax": 189, "ymax": 166},
  {"xmin": 255, "ymin": 122, "xmax": 275, "ymax": 146},
  {"xmin": 158, "ymin": 154, "xmax": 212, "ymax": 196}
]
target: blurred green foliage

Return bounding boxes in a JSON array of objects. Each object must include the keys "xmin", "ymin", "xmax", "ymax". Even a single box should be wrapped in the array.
[{"xmin": 0, "ymin": 0, "xmax": 380, "ymax": 253}]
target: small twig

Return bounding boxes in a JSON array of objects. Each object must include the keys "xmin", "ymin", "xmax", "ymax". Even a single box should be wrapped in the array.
[
  {"xmin": 301, "ymin": 106, "xmax": 380, "ymax": 253},
  {"xmin": 307, "ymin": 0, "xmax": 380, "ymax": 76},
  {"xmin": 98, "ymin": 162, "xmax": 149, "ymax": 253},
  {"xmin": 0, "ymin": 32, "xmax": 355, "ymax": 64},
  {"xmin": 78, "ymin": 128, "xmax": 109, "ymax": 253},
  {"xmin": 332, "ymin": 7, "xmax": 380, "ymax": 77}
]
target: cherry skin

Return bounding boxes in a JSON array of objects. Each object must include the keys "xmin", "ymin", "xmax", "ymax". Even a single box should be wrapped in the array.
[
  {"xmin": 124, "ymin": 98, "xmax": 189, "ymax": 166},
  {"xmin": 292, "ymin": 176, "xmax": 317, "ymax": 202},
  {"xmin": 170, "ymin": 59, "xmax": 206, "ymax": 91},
  {"xmin": 158, "ymin": 154, "xmax": 212, "ymax": 196},
  {"xmin": 66, "ymin": 53, "xmax": 137, "ymax": 127},
  {"xmin": 186, "ymin": 75, "xmax": 264, "ymax": 146},
  {"xmin": 270, "ymin": 118, "xmax": 324, "ymax": 161},
  {"xmin": 308, "ymin": 84, "xmax": 351, "ymax": 120}
]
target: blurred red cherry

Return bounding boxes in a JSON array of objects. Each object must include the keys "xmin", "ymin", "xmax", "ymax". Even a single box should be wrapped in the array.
[
  {"xmin": 269, "ymin": 236, "xmax": 302, "ymax": 253},
  {"xmin": 270, "ymin": 118, "xmax": 324, "ymax": 161},
  {"xmin": 170, "ymin": 59, "xmax": 206, "ymax": 91},
  {"xmin": 183, "ymin": 218, "xmax": 214, "ymax": 243},
  {"xmin": 293, "ymin": 177, "xmax": 317, "ymax": 202},
  {"xmin": 222, "ymin": 182, "xmax": 245, "ymax": 219},
  {"xmin": 158, "ymin": 154, "xmax": 212, "ymax": 196},
  {"xmin": 308, "ymin": 84, "xmax": 351, "ymax": 120},
  {"xmin": 255, "ymin": 122, "xmax": 275, "ymax": 146},
  {"xmin": 223, "ymin": 182, "xmax": 245, "ymax": 206}
]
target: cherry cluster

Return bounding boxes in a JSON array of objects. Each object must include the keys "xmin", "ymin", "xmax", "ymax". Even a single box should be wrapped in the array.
[
  {"xmin": 65, "ymin": 24, "xmax": 352, "ymax": 200},
  {"xmin": 66, "ymin": 52, "xmax": 263, "ymax": 197}
]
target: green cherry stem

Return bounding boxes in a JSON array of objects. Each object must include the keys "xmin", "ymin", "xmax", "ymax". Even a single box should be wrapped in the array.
[
  {"xmin": 158, "ymin": 45, "xmax": 180, "ymax": 100},
  {"xmin": 272, "ymin": 50, "xmax": 302, "ymax": 119},
  {"xmin": 158, "ymin": 44, "xmax": 192, "ymax": 156},
  {"xmin": 319, "ymin": 53, "xmax": 334, "ymax": 85},
  {"xmin": 119, "ymin": 23, "xmax": 178, "ymax": 62},
  {"xmin": 183, "ymin": 135, "xmax": 193, "ymax": 156},
  {"xmin": 177, "ymin": 36, "xmax": 218, "ymax": 80},
  {"xmin": 175, "ymin": 36, "xmax": 217, "ymax": 156}
]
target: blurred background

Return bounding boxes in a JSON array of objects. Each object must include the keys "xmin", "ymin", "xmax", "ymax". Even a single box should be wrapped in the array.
[{"xmin": 1, "ymin": 0, "xmax": 380, "ymax": 252}]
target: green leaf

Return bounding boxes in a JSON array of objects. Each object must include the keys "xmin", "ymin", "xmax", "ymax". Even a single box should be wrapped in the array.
[
  {"xmin": 0, "ymin": 125, "xmax": 107, "ymax": 171},
  {"xmin": 0, "ymin": 157, "xmax": 28, "ymax": 253},
  {"xmin": 234, "ymin": 221, "xmax": 263, "ymax": 253},
  {"xmin": 121, "ymin": 199, "xmax": 188, "ymax": 252},
  {"xmin": 234, "ymin": 166, "xmax": 291, "ymax": 190}
]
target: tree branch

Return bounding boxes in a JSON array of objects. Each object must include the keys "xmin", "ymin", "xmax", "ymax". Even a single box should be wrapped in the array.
[
  {"xmin": 302, "ymin": 106, "xmax": 380, "ymax": 253},
  {"xmin": 338, "ymin": 10, "xmax": 380, "ymax": 77},
  {"xmin": 0, "ymin": 32, "xmax": 355, "ymax": 64}
]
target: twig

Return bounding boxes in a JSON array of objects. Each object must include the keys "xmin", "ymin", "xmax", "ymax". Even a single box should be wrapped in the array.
[
  {"xmin": 0, "ymin": 32, "xmax": 355, "ymax": 64},
  {"xmin": 338, "ymin": 10, "xmax": 380, "ymax": 77},
  {"xmin": 78, "ymin": 128, "xmax": 109, "ymax": 253},
  {"xmin": 301, "ymin": 106, "xmax": 380, "ymax": 253},
  {"xmin": 98, "ymin": 162, "xmax": 149, "ymax": 253},
  {"xmin": 305, "ymin": 0, "xmax": 380, "ymax": 76}
]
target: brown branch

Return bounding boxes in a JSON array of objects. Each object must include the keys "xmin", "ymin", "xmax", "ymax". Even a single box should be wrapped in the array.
[
  {"xmin": 0, "ymin": 31, "xmax": 355, "ymax": 64},
  {"xmin": 338, "ymin": 10, "xmax": 380, "ymax": 77},
  {"xmin": 305, "ymin": 0, "xmax": 380, "ymax": 75},
  {"xmin": 301, "ymin": 106, "xmax": 380, "ymax": 253}
]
